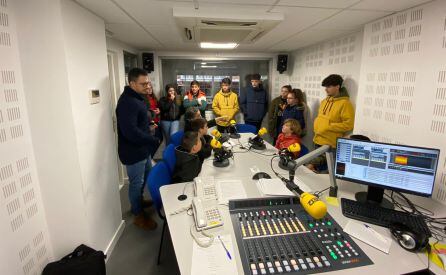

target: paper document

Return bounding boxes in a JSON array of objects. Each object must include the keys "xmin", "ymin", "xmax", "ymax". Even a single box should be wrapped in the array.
[
  {"xmin": 257, "ymin": 177, "xmax": 312, "ymax": 197},
  {"xmin": 191, "ymin": 235, "xmax": 237, "ymax": 275},
  {"xmin": 216, "ymin": 179, "xmax": 247, "ymax": 204},
  {"xmin": 344, "ymin": 220, "xmax": 392, "ymax": 254}
]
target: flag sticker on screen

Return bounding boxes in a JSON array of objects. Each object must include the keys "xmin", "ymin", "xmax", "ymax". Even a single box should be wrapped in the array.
[{"xmin": 335, "ymin": 138, "xmax": 440, "ymax": 197}]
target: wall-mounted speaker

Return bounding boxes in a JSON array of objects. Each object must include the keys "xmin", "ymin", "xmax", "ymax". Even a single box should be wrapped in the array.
[
  {"xmin": 142, "ymin": 52, "xmax": 154, "ymax": 72},
  {"xmin": 277, "ymin": 54, "xmax": 288, "ymax": 74}
]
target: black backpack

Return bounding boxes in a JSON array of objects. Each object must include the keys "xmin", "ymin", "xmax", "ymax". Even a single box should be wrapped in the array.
[{"xmin": 42, "ymin": 244, "xmax": 106, "ymax": 275}]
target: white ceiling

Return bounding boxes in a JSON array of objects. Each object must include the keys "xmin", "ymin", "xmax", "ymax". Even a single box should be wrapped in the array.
[{"xmin": 75, "ymin": 0, "xmax": 433, "ymax": 52}]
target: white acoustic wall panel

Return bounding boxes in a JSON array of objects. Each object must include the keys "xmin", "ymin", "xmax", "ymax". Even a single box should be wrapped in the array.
[
  {"xmin": 355, "ymin": 0, "xmax": 446, "ymax": 204},
  {"xmin": 273, "ymin": 30, "xmax": 363, "ymax": 147},
  {"xmin": 0, "ymin": 1, "xmax": 52, "ymax": 274}
]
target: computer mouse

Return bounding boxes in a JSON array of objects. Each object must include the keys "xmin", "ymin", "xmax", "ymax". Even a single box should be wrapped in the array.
[{"xmin": 252, "ymin": 172, "xmax": 272, "ymax": 180}]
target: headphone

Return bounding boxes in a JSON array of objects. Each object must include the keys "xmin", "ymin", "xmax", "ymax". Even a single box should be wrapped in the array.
[{"xmin": 390, "ymin": 223, "xmax": 429, "ymax": 252}]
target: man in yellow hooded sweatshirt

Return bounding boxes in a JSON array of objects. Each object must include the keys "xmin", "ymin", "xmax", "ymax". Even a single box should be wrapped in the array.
[
  {"xmin": 307, "ymin": 74, "xmax": 355, "ymax": 172},
  {"xmin": 212, "ymin": 77, "xmax": 239, "ymax": 133}
]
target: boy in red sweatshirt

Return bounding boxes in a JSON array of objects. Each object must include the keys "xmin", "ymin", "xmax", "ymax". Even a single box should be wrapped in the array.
[{"xmin": 275, "ymin": 118, "xmax": 302, "ymax": 158}]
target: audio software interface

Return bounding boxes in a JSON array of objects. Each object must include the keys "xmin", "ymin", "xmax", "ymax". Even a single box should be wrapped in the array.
[{"xmin": 229, "ymin": 197, "xmax": 373, "ymax": 275}]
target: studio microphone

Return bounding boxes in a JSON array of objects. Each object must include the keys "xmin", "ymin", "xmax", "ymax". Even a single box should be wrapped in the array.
[
  {"xmin": 248, "ymin": 127, "xmax": 268, "ymax": 150},
  {"xmin": 229, "ymin": 120, "xmax": 240, "ymax": 139},
  {"xmin": 279, "ymin": 175, "xmax": 327, "ymax": 219},
  {"xmin": 210, "ymin": 138, "xmax": 233, "ymax": 167},
  {"xmin": 211, "ymin": 129, "xmax": 229, "ymax": 143},
  {"xmin": 279, "ymin": 143, "xmax": 301, "ymax": 171}
]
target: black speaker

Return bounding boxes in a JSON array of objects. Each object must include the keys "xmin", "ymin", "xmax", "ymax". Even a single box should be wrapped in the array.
[
  {"xmin": 277, "ymin": 54, "xmax": 288, "ymax": 74},
  {"xmin": 142, "ymin": 52, "xmax": 154, "ymax": 72}
]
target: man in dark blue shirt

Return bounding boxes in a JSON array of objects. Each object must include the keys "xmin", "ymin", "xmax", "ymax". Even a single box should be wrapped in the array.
[
  {"xmin": 240, "ymin": 73, "xmax": 268, "ymax": 131},
  {"xmin": 116, "ymin": 68, "xmax": 160, "ymax": 230}
]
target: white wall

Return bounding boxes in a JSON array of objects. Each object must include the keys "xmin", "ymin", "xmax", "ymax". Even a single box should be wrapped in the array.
[
  {"xmin": 355, "ymin": 0, "xmax": 446, "ymax": 204},
  {"xmin": 61, "ymin": 0, "xmax": 123, "ymax": 254},
  {"xmin": 13, "ymin": 0, "xmax": 123, "ymax": 263},
  {"xmin": 272, "ymin": 30, "xmax": 364, "ymax": 147},
  {"xmin": 0, "ymin": 1, "xmax": 53, "ymax": 274},
  {"xmin": 106, "ymin": 37, "xmax": 138, "ymax": 93}
]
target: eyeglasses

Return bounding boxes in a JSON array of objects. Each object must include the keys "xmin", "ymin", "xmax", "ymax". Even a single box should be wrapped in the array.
[{"xmin": 137, "ymin": 82, "xmax": 150, "ymax": 87}]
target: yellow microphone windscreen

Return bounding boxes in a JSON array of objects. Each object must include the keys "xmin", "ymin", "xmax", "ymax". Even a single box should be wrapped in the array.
[
  {"xmin": 258, "ymin": 127, "xmax": 268, "ymax": 136},
  {"xmin": 230, "ymin": 120, "xmax": 236, "ymax": 125},
  {"xmin": 300, "ymin": 193, "xmax": 327, "ymax": 219},
  {"xmin": 211, "ymin": 129, "xmax": 222, "ymax": 139},
  {"xmin": 288, "ymin": 143, "xmax": 301, "ymax": 153},
  {"xmin": 210, "ymin": 138, "xmax": 222, "ymax": 149}
]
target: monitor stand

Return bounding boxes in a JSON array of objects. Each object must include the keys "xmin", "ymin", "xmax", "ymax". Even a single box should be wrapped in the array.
[{"xmin": 355, "ymin": 186, "xmax": 394, "ymax": 209}]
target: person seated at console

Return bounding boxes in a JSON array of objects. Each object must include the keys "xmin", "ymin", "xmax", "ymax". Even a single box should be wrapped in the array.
[
  {"xmin": 190, "ymin": 118, "xmax": 212, "ymax": 159},
  {"xmin": 172, "ymin": 131, "xmax": 204, "ymax": 183},
  {"xmin": 275, "ymin": 118, "xmax": 302, "ymax": 158},
  {"xmin": 184, "ymin": 107, "xmax": 228, "ymax": 131}
]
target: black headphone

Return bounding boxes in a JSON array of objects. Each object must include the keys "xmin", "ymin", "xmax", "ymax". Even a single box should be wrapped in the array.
[{"xmin": 390, "ymin": 223, "xmax": 429, "ymax": 252}]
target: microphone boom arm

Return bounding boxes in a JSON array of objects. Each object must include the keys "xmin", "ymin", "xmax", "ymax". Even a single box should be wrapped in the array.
[{"xmin": 288, "ymin": 145, "xmax": 338, "ymax": 197}]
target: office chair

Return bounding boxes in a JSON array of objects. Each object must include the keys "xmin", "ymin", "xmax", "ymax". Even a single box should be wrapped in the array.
[
  {"xmin": 169, "ymin": 130, "xmax": 184, "ymax": 147},
  {"xmin": 147, "ymin": 161, "xmax": 172, "ymax": 265},
  {"xmin": 235, "ymin": 123, "xmax": 257, "ymax": 134},
  {"xmin": 162, "ymin": 144, "xmax": 176, "ymax": 174}
]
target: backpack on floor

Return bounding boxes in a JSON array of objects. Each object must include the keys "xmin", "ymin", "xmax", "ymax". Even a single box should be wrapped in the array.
[{"xmin": 42, "ymin": 244, "xmax": 106, "ymax": 275}]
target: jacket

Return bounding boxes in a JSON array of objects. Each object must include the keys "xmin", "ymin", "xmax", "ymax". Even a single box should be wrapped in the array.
[
  {"xmin": 240, "ymin": 86, "xmax": 268, "ymax": 122},
  {"xmin": 268, "ymin": 96, "xmax": 287, "ymax": 138},
  {"xmin": 281, "ymin": 104, "xmax": 306, "ymax": 132},
  {"xmin": 198, "ymin": 135, "xmax": 212, "ymax": 160},
  {"xmin": 116, "ymin": 86, "xmax": 160, "ymax": 165},
  {"xmin": 275, "ymin": 133, "xmax": 301, "ymax": 158},
  {"xmin": 212, "ymin": 90, "xmax": 239, "ymax": 127},
  {"xmin": 183, "ymin": 90, "xmax": 207, "ymax": 117},
  {"xmin": 172, "ymin": 146, "xmax": 204, "ymax": 183},
  {"xmin": 313, "ymin": 87, "xmax": 355, "ymax": 148},
  {"xmin": 159, "ymin": 95, "xmax": 182, "ymax": 121}
]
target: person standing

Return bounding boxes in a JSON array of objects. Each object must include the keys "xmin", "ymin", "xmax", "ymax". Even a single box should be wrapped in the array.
[
  {"xmin": 306, "ymin": 74, "xmax": 355, "ymax": 172},
  {"xmin": 212, "ymin": 78, "xmax": 239, "ymax": 133},
  {"xmin": 183, "ymin": 80, "xmax": 207, "ymax": 117},
  {"xmin": 116, "ymin": 68, "xmax": 160, "ymax": 230},
  {"xmin": 280, "ymin": 89, "xmax": 306, "ymax": 134},
  {"xmin": 159, "ymin": 84, "xmax": 182, "ymax": 143},
  {"xmin": 268, "ymin": 85, "xmax": 291, "ymax": 142},
  {"xmin": 240, "ymin": 73, "xmax": 268, "ymax": 131},
  {"xmin": 144, "ymin": 82, "xmax": 163, "ymax": 157}
]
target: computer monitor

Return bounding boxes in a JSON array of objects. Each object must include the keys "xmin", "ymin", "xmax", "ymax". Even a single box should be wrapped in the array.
[{"xmin": 335, "ymin": 137, "xmax": 440, "ymax": 209}]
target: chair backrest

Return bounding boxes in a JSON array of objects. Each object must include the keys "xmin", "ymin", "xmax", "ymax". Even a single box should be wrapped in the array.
[
  {"xmin": 147, "ymin": 161, "xmax": 171, "ymax": 216},
  {"xmin": 162, "ymin": 144, "xmax": 176, "ymax": 174},
  {"xmin": 169, "ymin": 130, "xmax": 184, "ymax": 147},
  {"xmin": 236, "ymin": 123, "xmax": 257, "ymax": 134},
  {"xmin": 299, "ymin": 143, "xmax": 309, "ymax": 157}
]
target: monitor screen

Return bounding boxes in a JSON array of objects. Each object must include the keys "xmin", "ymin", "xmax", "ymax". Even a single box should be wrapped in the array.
[{"xmin": 335, "ymin": 138, "xmax": 440, "ymax": 197}]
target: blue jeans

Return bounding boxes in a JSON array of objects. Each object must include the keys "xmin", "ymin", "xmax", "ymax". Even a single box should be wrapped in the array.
[
  {"xmin": 160, "ymin": 120, "xmax": 180, "ymax": 144},
  {"xmin": 126, "ymin": 157, "xmax": 152, "ymax": 215}
]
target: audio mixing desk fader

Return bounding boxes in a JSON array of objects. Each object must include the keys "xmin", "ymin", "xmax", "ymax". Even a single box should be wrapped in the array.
[{"xmin": 229, "ymin": 197, "xmax": 373, "ymax": 275}]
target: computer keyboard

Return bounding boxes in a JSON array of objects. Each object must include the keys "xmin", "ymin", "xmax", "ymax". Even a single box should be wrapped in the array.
[{"xmin": 341, "ymin": 198, "xmax": 431, "ymax": 236}]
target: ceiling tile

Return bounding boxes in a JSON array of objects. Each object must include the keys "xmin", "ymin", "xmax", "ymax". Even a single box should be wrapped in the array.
[
  {"xmin": 270, "ymin": 28, "xmax": 354, "ymax": 51},
  {"xmin": 198, "ymin": 0, "xmax": 277, "ymax": 5},
  {"xmin": 106, "ymin": 23, "xmax": 162, "ymax": 49},
  {"xmin": 311, "ymin": 9, "xmax": 392, "ymax": 30},
  {"xmin": 278, "ymin": 0, "xmax": 360, "ymax": 9},
  {"xmin": 75, "ymin": 0, "xmax": 133, "ymax": 24},
  {"xmin": 351, "ymin": 0, "xmax": 431, "ymax": 11},
  {"xmin": 253, "ymin": 7, "xmax": 341, "ymax": 49}
]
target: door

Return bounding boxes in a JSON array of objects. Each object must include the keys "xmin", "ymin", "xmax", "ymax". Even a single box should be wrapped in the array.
[{"xmin": 107, "ymin": 51, "xmax": 127, "ymax": 187}]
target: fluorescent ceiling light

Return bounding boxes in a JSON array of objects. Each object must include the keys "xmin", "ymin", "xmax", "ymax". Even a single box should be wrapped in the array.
[
  {"xmin": 201, "ymin": 62, "xmax": 207, "ymax": 65},
  {"xmin": 200, "ymin": 42, "xmax": 238, "ymax": 49},
  {"xmin": 201, "ymin": 65, "xmax": 217, "ymax": 68}
]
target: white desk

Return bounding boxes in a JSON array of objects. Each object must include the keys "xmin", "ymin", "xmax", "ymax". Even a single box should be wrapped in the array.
[{"xmin": 160, "ymin": 133, "xmax": 445, "ymax": 275}]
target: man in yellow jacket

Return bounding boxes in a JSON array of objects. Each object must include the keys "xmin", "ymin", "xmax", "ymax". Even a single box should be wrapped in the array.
[
  {"xmin": 212, "ymin": 78, "xmax": 239, "ymax": 132},
  {"xmin": 307, "ymin": 74, "xmax": 355, "ymax": 172}
]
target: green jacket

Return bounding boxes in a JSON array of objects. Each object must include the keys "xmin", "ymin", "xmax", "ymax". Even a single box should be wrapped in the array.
[{"xmin": 267, "ymin": 96, "xmax": 287, "ymax": 138}]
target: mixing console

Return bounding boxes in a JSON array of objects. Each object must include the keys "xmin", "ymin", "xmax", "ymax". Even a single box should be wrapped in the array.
[{"xmin": 229, "ymin": 197, "xmax": 373, "ymax": 275}]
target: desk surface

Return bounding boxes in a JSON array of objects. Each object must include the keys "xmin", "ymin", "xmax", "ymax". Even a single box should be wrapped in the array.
[{"xmin": 160, "ymin": 133, "xmax": 445, "ymax": 275}]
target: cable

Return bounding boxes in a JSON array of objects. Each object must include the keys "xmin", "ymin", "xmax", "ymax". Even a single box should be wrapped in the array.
[
  {"xmin": 169, "ymin": 205, "xmax": 192, "ymax": 216},
  {"xmin": 314, "ymin": 187, "xmax": 330, "ymax": 198},
  {"xmin": 190, "ymin": 224, "xmax": 214, "ymax": 248}
]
